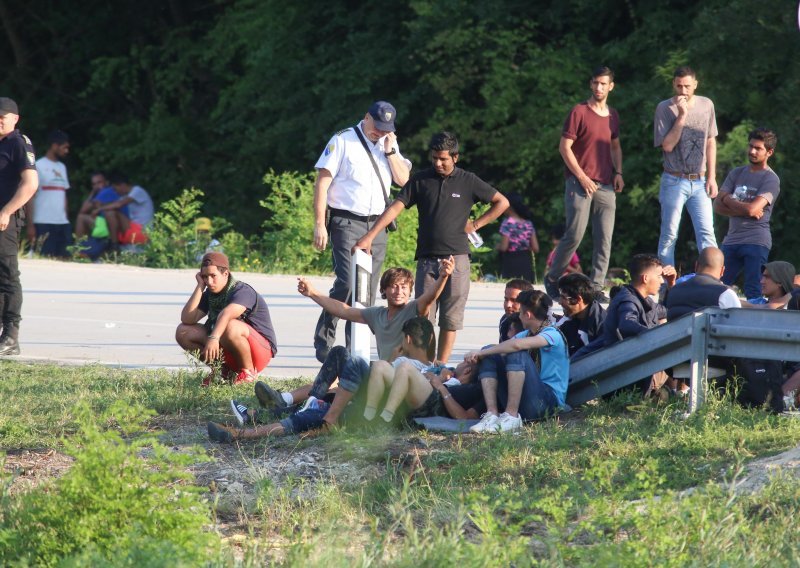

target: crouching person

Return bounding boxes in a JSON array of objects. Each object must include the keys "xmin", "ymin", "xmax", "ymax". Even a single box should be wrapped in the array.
[
  {"xmin": 176, "ymin": 252, "xmax": 277, "ymax": 386},
  {"xmin": 465, "ymin": 290, "xmax": 569, "ymax": 433}
]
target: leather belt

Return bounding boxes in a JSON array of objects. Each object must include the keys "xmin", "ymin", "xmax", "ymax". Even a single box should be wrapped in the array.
[
  {"xmin": 664, "ymin": 170, "xmax": 704, "ymax": 181},
  {"xmin": 328, "ymin": 208, "xmax": 380, "ymax": 223}
]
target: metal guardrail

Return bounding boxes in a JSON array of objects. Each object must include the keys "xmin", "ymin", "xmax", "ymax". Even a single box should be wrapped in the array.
[{"xmin": 566, "ymin": 308, "xmax": 800, "ymax": 412}]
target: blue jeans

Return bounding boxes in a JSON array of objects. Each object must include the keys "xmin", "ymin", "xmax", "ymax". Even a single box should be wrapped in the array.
[
  {"xmin": 721, "ymin": 243, "xmax": 769, "ymax": 301},
  {"xmin": 657, "ymin": 173, "xmax": 717, "ymax": 267},
  {"xmin": 314, "ymin": 213, "xmax": 387, "ymax": 354},
  {"xmin": 308, "ymin": 347, "xmax": 369, "ymax": 398},
  {"xmin": 478, "ymin": 351, "xmax": 559, "ymax": 421}
]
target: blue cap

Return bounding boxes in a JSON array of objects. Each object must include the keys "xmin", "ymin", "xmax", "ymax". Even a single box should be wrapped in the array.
[{"xmin": 368, "ymin": 101, "xmax": 397, "ymax": 132}]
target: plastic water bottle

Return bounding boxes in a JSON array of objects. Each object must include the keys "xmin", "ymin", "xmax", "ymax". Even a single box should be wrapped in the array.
[{"xmin": 467, "ymin": 231, "xmax": 484, "ymax": 248}]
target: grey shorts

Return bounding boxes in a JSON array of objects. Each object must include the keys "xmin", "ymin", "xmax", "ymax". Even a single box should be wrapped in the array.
[{"xmin": 415, "ymin": 254, "xmax": 471, "ymax": 330}]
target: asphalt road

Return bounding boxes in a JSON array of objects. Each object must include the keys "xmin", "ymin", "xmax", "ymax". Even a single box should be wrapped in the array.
[{"xmin": 14, "ymin": 259, "xmax": 519, "ymax": 378}]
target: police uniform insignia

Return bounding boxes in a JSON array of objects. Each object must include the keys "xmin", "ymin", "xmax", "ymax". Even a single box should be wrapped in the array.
[
  {"xmin": 22, "ymin": 134, "xmax": 32, "ymax": 145},
  {"xmin": 384, "ymin": 112, "xmax": 392, "ymax": 121},
  {"xmin": 324, "ymin": 142, "xmax": 335, "ymax": 156},
  {"xmin": 334, "ymin": 127, "xmax": 350, "ymax": 136},
  {"xmin": 26, "ymin": 152, "xmax": 35, "ymax": 165}
]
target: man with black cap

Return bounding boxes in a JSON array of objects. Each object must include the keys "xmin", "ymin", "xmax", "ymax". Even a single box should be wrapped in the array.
[
  {"xmin": 311, "ymin": 101, "xmax": 412, "ymax": 362},
  {"xmin": 175, "ymin": 252, "xmax": 278, "ymax": 386},
  {"xmin": 0, "ymin": 97, "xmax": 38, "ymax": 356}
]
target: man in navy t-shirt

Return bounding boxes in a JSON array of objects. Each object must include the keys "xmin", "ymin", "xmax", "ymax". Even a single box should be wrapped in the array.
[{"xmin": 176, "ymin": 252, "xmax": 278, "ymax": 386}]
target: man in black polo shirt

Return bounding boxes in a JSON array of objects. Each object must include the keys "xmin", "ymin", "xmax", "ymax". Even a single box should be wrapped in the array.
[
  {"xmin": 0, "ymin": 97, "xmax": 39, "ymax": 356},
  {"xmin": 355, "ymin": 131, "xmax": 509, "ymax": 362}
]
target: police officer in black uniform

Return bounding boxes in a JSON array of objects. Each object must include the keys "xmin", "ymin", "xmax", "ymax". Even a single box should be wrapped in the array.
[{"xmin": 0, "ymin": 97, "xmax": 39, "ymax": 355}]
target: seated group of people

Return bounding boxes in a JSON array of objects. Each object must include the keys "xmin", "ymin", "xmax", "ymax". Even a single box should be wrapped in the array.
[
  {"xmin": 74, "ymin": 171, "xmax": 154, "ymax": 259},
  {"xmin": 175, "ymin": 246, "xmax": 798, "ymax": 444}
]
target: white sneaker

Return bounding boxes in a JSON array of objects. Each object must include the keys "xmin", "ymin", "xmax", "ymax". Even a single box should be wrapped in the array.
[
  {"xmin": 496, "ymin": 412, "xmax": 523, "ymax": 432},
  {"xmin": 470, "ymin": 412, "xmax": 500, "ymax": 433}
]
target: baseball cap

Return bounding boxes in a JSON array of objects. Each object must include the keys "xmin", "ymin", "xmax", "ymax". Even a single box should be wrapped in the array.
[
  {"xmin": 368, "ymin": 101, "xmax": 397, "ymax": 132},
  {"xmin": 0, "ymin": 98, "xmax": 19, "ymax": 115},
  {"xmin": 201, "ymin": 251, "xmax": 229, "ymax": 270},
  {"xmin": 763, "ymin": 261, "xmax": 796, "ymax": 295}
]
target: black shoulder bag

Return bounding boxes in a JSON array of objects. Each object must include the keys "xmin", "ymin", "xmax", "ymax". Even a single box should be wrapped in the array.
[{"xmin": 353, "ymin": 127, "xmax": 398, "ymax": 232}]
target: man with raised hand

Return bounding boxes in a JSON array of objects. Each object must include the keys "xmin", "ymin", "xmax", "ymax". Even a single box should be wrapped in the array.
[
  {"xmin": 176, "ymin": 252, "xmax": 278, "ymax": 386},
  {"xmin": 654, "ymin": 66, "xmax": 719, "ymax": 268},
  {"xmin": 312, "ymin": 101, "xmax": 412, "ymax": 363},
  {"xmin": 208, "ymin": 259, "xmax": 455, "ymax": 442}
]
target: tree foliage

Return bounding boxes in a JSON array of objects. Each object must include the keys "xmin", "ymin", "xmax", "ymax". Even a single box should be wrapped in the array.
[{"xmin": 2, "ymin": 0, "xmax": 798, "ymax": 271}]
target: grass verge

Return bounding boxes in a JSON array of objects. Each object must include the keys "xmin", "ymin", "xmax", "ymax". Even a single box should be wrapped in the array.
[{"xmin": 3, "ymin": 360, "xmax": 800, "ymax": 566}]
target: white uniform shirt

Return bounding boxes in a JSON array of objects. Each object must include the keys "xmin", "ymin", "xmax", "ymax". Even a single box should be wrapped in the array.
[
  {"xmin": 33, "ymin": 157, "xmax": 70, "ymax": 224},
  {"xmin": 315, "ymin": 121, "xmax": 412, "ymax": 216}
]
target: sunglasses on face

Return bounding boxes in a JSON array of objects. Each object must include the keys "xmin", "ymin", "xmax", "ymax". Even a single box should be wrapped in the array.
[{"xmin": 559, "ymin": 292, "xmax": 580, "ymax": 305}]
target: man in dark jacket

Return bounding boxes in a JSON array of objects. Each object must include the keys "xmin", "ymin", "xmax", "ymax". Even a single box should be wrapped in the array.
[
  {"xmin": 555, "ymin": 273, "xmax": 606, "ymax": 356},
  {"xmin": 574, "ymin": 254, "xmax": 676, "ymax": 359},
  {"xmin": 665, "ymin": 246, "xmax": 740, "ymax": 321}
]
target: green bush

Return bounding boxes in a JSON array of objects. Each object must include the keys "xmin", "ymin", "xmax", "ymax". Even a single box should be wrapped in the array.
[{"xmin": 0, "ymin": 401, "xmax": 219, "ymax": 566}]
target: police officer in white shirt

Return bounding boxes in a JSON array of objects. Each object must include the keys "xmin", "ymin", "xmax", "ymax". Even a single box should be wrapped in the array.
[{"xmin": 312, "ymin": 101, "xmax": 412, "ymax": 362}]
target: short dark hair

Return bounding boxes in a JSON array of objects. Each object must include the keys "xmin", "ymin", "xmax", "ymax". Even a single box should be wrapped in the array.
[
  {"xmin": 91, "ymin": 171, "xmax": 107, "ymax": 180},
  {"xmin": 379, "ymin": 267, "xmax": 414, "ymax": 299},
  {"xmin": 505, "ymin": 278, "xmax": 534, "ymax": 292},
  {"xmin": 628, "ymin": 254, "xmax": 663, "ymax": 281},
  {"xmin": 517, "ymin": 290, "xmax": 552, "ymax": 322},
  {"xmin": 558, "ymin": 273, "xmax": 594, "ymax": 304},
  {"xmin": 505, "ymin": 192, "xmax": 532, "ymax": 221},
  {"xmin": 402, "ymin": 316, "xmax": 435, "ymax": 351},
  {"xmin": 47, "ymin": 129, "xmax": 69, "ymax": 146},
  {"xmin": 749, "ymin": 127, "xmax": 777, "ymax": 152},
  {"xmin": 550, "ymin": 223, "xmax": 566, "ymax": 240},
  {"xmin": 592, "ymin": 66, "xmax": 614, "ymax": 81},
  {"xmin": 673, "ymin": 66, "xmax": 696, "ymax": 79},
  {"xmin": 429, "ymin": 131, "xmax": 459, "ymax": 156},
  {"xmin": 108, "ymin": 172, "xmax": 130, "ymax": 185}
]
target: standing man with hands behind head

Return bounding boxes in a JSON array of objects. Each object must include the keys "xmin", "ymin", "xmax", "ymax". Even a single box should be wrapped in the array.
[
  {"xmin": 355, "ymin": 131, "xmax": 509, "ymax": 363},
  {"xmin": 0, "ymin": 97, "xmax": 38, "ymax": 356},
  {"xmin": 544, "ymin": 66, "xmax": 624, "ymax": 303},
  {"xmin": 312, "ymin": 101, "xmax": 412, "ymax": 363},
  {"xmin": 654, "ymin": 66, "xmax": 718, "ymax": 268}
]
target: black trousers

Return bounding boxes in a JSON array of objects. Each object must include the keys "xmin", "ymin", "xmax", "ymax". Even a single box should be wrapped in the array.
[{"xmin": 0, "ymin": 215, "xmax": 22, "ymax": 329}]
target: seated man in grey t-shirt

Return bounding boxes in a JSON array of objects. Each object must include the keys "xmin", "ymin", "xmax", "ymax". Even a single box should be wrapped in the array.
[{"xmin": 207, "ymin": 258, "xmax": 456, "ymax": 443}]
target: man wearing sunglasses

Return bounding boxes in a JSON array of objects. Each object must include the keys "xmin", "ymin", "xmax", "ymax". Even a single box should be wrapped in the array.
[{"xmin": 555, "ymin": 273, "xmax": 607, "ymax": 357}]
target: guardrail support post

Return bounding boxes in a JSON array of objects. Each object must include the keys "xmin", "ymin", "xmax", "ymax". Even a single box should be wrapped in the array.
[{"xmin": 689, "ymin": 312, "xmax": 710, "ymax": 413}]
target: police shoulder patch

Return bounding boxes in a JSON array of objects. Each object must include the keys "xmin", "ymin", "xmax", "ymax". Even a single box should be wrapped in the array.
[
  {"xmin": 22, "ymin": 134, "xmax": 32, "ymax": 145},
  {"xmin": 26, "ymin": 152, "xmax": 35, "ymax": 166}
]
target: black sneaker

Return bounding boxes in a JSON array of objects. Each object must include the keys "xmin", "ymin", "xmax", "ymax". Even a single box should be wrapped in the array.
[
  {"xmin": 0, "ymin": 336, "xmax": 19, "ymax": 356},
  {"xmin": 254, "ymin": 380, "xmax": 287, "ymax": 410},
  {"xmin": 207, "ymin": 422, "xmax": 235, "ymax": 443},
  {"xmin": 230, "ymin": 399, "xmax": 255, "ymax": 427}
]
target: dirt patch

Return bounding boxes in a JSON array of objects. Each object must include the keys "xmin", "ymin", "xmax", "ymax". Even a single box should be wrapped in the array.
[{"xmin": 3, "ymin": 449, "xmax": 74, "ymax": 494}]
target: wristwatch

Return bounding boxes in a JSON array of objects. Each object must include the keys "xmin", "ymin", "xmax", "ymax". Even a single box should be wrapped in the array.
[{"xmin": 384, "ymin": 149, "xmax": 397, "ymax": 157}]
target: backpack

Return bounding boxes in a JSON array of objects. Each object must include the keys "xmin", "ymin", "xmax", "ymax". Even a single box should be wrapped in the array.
[{"xmin": 734, "ymin": 358, "xmax": 785, "ymax": 413}]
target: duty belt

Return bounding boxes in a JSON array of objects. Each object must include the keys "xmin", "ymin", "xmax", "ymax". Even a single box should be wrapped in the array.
[{"xmin": 328, "ymin": 208, "xmax": 381, "ymax": 223}]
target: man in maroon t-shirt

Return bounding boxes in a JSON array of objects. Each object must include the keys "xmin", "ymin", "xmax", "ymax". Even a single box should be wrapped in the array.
[{"xmin": 544, "ymin": 66, "xmax": 624, "ymax": 302}]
